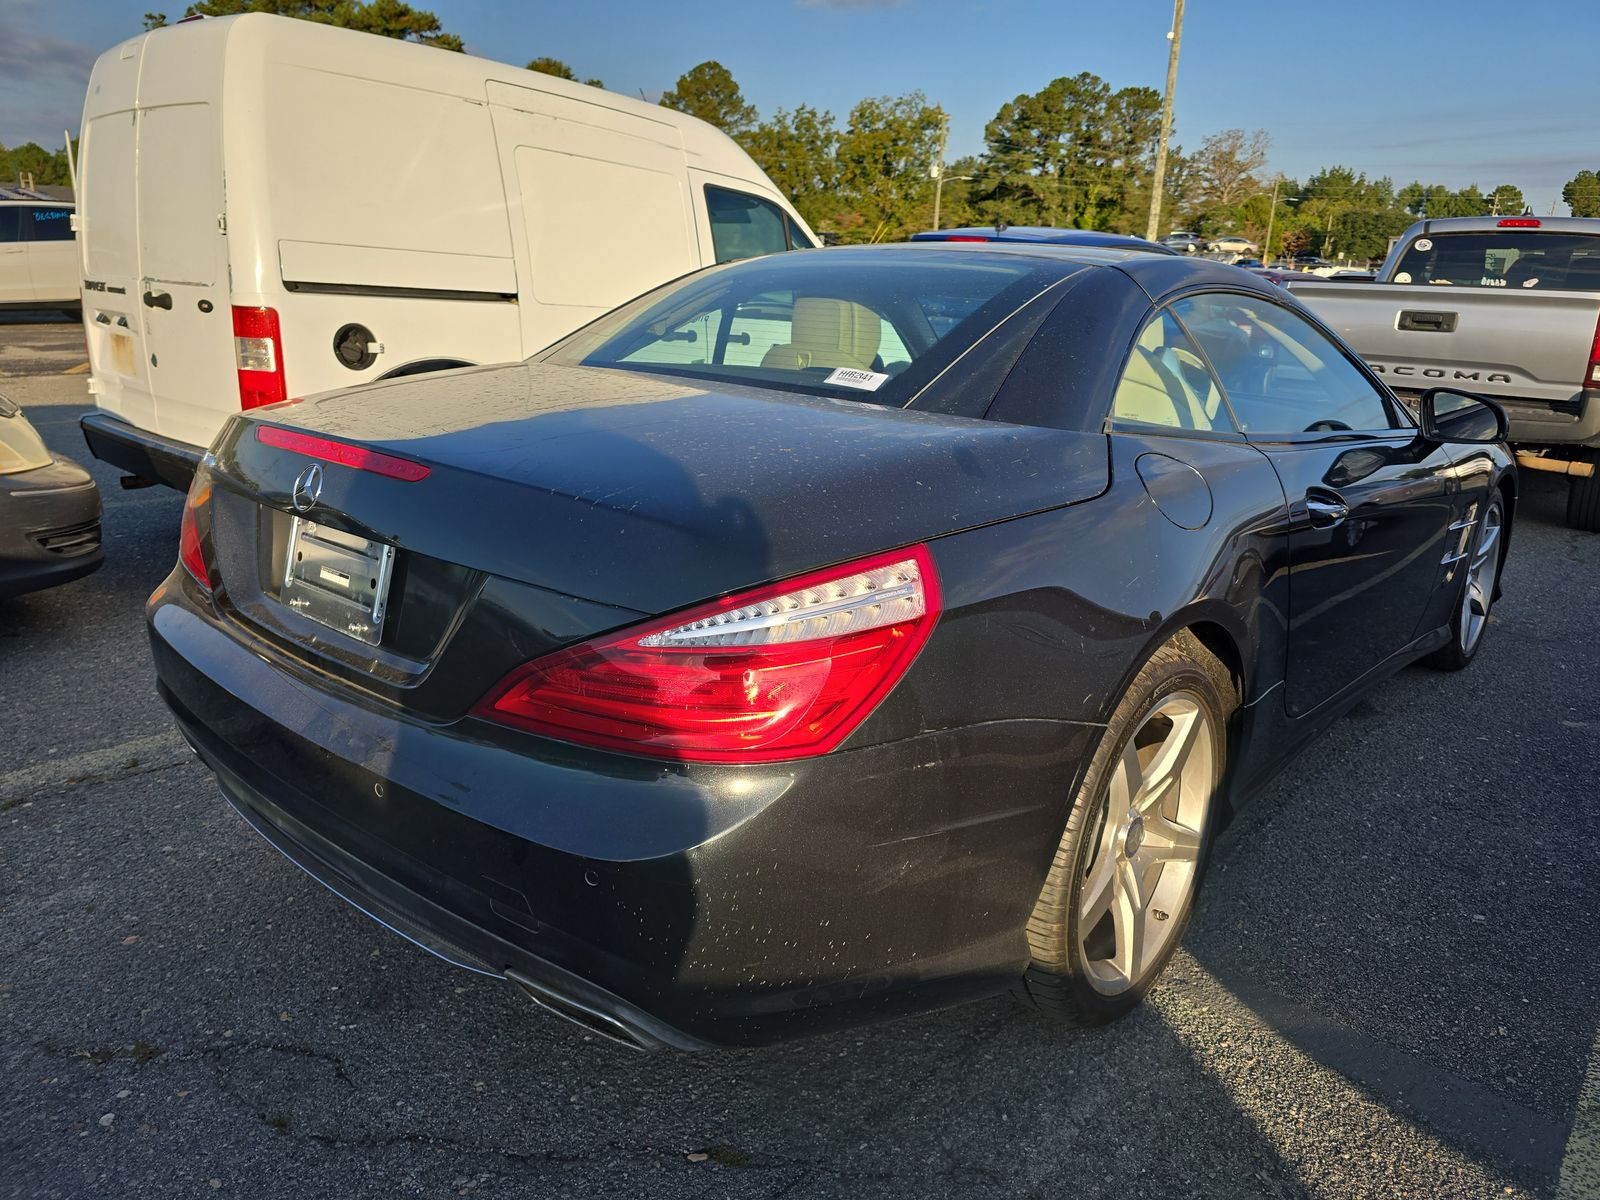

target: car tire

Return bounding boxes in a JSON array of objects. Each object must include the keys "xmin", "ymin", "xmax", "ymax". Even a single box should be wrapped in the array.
[
  {"xmin": 1567, "ymin": 464, "xmax": 1600, "ymax": 533},
  {"xmin": 1425, "ymin": 490, "xmax": 1506, "ymax": 671},
  {"xmin": 1016, "ymin": 631, "xmax": 1233, "ymax": 1027}
]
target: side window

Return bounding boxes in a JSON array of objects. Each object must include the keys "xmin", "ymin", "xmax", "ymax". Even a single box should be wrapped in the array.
[
  {"xmin": 1112, "ymin": 309, "xmax": 1232, "ymax": 432},
  {"xmin": 0, "ymin": 208, "xmax": 18, "ymax": 243},
  {"xmin": 705, "ymin": 186, "xmax": 791, "ymax": 263},
  {"xmin": 1172, "ymin": 293, "xmax": 1399, "ymax": 434},
  {"xmin": 23, "ymin": 207, "xmax": 75, "ymax": 242}
]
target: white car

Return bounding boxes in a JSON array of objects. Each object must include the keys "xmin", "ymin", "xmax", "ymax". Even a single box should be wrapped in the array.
[
  {"xmin": 77, "ymin": 13, "xmax": 817, "ymax": 490},
  {"xmin": 1209, "ymin": 235, "xmax": 1259, "ymax": 255},
  {"xmin": 0, "ymin": 192, "xmax": 79, "ymax": 316}
]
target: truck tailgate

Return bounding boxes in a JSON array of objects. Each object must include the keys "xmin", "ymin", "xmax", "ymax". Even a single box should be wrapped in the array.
[{"xmin": 1288, "ymin": 281, "xmax": 1598, "ymax": 407}]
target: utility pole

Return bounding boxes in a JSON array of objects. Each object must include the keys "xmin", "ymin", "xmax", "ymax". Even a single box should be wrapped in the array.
[
  {"xmin": 931, "ymin": 112, "xmax": 950, "ymax": 231},
  {"xmin": 1262, "ymin": 177, "xmax": 1281, "ymax": 262},
  {"xmin": 1145, "ymin": 0, "xmax": 1184, "ymax": 242}
]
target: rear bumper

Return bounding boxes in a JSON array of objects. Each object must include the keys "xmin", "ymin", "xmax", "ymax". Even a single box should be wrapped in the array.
[
  {"xmin": 148, "ymin": 578, "xmax": 1080, "ymax": 1048},
  {"xmin": 1392, "ymin": 388, "xmax": 1600, "ymax": 450},
  {"xmin": 80, "ymin": 410, "xmax": 204, "ymax": 491},
  {"xmin": 0, "ymin": 455, "xmax": 103, "ymax": 599}
]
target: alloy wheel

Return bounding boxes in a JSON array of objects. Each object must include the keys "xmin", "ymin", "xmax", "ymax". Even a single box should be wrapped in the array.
[
  {"xmin": 1461, "ymin": 501, "xmax": 1503, "ymax": 654},
  {"xmin": 1078, "ymin": 691, "xmax": 1217, "ymax": 995}
]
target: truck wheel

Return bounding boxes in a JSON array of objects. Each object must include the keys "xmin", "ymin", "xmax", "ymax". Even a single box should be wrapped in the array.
[
  {"xmin": 1016, "ymin": 632, "xmax": 1231, "ymax": 1027},
  {"xmin": 1568, "ymin": 466, "xmax": 1600, "ymax": 533}
]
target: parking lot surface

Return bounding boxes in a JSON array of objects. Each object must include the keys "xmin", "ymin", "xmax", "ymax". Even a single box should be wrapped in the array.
[{"xmin": 2, "ymin": 319, "xmax": 1598, "ymax": 1200}]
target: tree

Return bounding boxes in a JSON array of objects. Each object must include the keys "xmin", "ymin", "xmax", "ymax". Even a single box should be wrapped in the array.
[
  {"xmin": 660, "ymin": 62, "xmax": 756, "ymax": 138},
  {"xmin": 526, "ymin": 57, "xmax": 602, "ymax": 88},
  {"xmin": 832, "ymin": 92, "xmax": 945, "ymax": 243},
  {"xmin": 741, "ymin": 105, "xmax": 838, "ymax": 233},
  {"xmin": 1187, "ymin": 128, "xmax": 1269, "ymax": 210},
  {"xmin": 974, "ymin": 73, "xmax": 1160, "ymax": 232},
  {"xmin": 1489, "ymin": 184, "xmax": 1525, "ymax": 216},
  {"xmin": 1564, "ymin": 171, "xmax": 1600, "ymax": 218},
  {"xmin": 0, "ymin": 142, "xmax": 73, "ymax": 188},
  {"xmin": 153, "ymin": 1, "xmax": 464, "ymax": 50}
]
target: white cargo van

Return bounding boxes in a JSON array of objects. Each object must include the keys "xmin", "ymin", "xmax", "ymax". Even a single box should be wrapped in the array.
[{"xmin": 76, "ymin": 13, "xmax": 816, "ymax": 489}]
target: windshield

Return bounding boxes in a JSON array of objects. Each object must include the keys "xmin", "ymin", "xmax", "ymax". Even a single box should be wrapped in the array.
[
  {"xmin": 1391, "ymin": 231, "xmax": 1600, "ymax": 290},
  {"xmin": 540, "ymin": 249, "xmax": 1054, "ymax": 406}
]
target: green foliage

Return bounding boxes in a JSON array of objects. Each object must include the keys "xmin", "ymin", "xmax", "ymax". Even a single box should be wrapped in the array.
[
  {"xmin": 828, "ymin": 93, "xmax": 945, "ymax": 243},
  {"xmin": 171, "ymin": 0, "xmax": 464, "ymax": 49},
  {"xmin": 0, "ymin": 142, "xmax": 74, "ymax": 188},
  {"xmin": 740, "ymin": 106, "xmax": 838, "ymax": 233},
  {"xmin": 1563, "ymin": 171, "xmax": 1600, "ymax": 219},
  {"xmin": 1489, "ymin": 184, "xmax": 1525, "ymax": 216},
  {"xmin": 525, "ymin": 57, "xmax": 602, "ymax": 87},
  {"xmin": 971, "ymin": 73, "xmax": 1160, "ymax": 232},
  {"xmin": 660, "ymin": 62, "xmax": 757, "ymax": 138}
]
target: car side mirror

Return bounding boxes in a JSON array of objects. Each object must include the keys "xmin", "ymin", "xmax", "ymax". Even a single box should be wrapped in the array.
[{"xmin": 1419, "ymin": 387, "xmax": 1508, "ymax": 444}]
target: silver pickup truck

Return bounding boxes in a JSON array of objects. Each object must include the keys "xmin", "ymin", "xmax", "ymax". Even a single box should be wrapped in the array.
[{"xmin": 1289, "ymin": 215, "xmax": 1600, "ymax": 531}]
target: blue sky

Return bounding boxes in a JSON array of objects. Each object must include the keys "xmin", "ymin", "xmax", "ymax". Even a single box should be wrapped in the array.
[{"xmin": 3, "ymin": 0, "xmax": 1594, "ymax": 214}]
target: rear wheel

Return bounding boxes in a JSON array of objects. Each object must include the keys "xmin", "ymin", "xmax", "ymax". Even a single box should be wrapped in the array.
[
  {"xmin": 1017, "ymin": 633, "xmax": 1232, "ymax": 1027},
  {"xmin": 1568, "ymin": 460, "xmax": 1600, "ymax": 533},
  {"xmin": 1425, "ymin": 491, "xmax": 1504, "ymax": 670}
]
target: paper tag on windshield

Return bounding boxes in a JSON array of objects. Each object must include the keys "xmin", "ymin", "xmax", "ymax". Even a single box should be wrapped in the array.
[{"xmin": 825, "ymin": 367, "xmax": 889, "ymax": 392}]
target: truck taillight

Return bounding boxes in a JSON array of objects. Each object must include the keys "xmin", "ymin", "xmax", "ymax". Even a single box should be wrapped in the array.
[
  {"xmin": 1588, "ymin": 314, "xmax": 1600, "ymax": 389},
  {"xmin": 233, "ymin": 306, "xmax": 286, "ymax": 410},
  {"xmin": 474, "ymin": 546, "xmax": 941, "ymax": 762}
]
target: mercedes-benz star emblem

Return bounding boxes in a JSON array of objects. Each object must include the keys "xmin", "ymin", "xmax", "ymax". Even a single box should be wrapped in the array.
[{"xmin": 291, "ymin": 463, "xmax": 324, "ymax": 513}]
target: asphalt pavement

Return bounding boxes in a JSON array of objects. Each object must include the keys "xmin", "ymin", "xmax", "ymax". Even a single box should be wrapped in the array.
[{"xmin": 2, "ymin": 314, "xmax": 1597, "ymax": 1200}]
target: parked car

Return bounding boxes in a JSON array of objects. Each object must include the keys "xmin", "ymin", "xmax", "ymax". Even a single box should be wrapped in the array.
[
  {"xmin": 150, "ymin": 244, "xmax": 1515, "ymax": 1049},
  {"xmin": 1288, "ymin": 216, "xmax": 1600, "ymax": 529},
  {"xmin": 1162, "ymin": 231, "xmax": 1207, "ymax": 253},
  {"xmin": 911, "ymin": 226, "xmax": 1175, "ymax": 254},
  {"xmin": 0, "ymin": 189, "xmax": 78, "ymax": 318},
  {"xmin": 76, "ymin": 12, "xmax": 815, "ymax": 494},
  {"xmin": 1208, "ymin": 235, "xmax": 1258, "ymax": 255},
  {"xmin": 0, "ymin": 391, "xmax": 102, "ymax": 599}
]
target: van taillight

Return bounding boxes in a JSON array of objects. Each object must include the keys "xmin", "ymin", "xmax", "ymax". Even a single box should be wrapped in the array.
[{"xmin": 233, "ymin": 306, "xmax": 286, "ymax": 410}]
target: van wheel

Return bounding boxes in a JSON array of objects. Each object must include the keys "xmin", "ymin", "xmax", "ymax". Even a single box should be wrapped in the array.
[
  {"xmin": 1568, "ymin": 462, "xmax": 1600, "ymax": 532},
  {"xmin": 1016, "ymin": 632, "xmax": 1231, "ymax": 1027}
]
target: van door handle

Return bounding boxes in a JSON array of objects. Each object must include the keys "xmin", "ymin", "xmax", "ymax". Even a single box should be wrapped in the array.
[
  {"xmin": 142, "ymin": 290, "xmax": 172, "ymax": 310},
  {"xmin": 1306, "ymin": 492, "xmax": 1350, "ymax": 528}
]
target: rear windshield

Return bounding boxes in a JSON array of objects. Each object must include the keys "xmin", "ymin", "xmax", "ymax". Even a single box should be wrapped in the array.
[
  {"xmin": 539, "ymin": 250, "xmax": 1052, "ymax": 406},
  {"xmin": 1391, "ymin": 232, "xmax": 1600, "ymax": 290}
]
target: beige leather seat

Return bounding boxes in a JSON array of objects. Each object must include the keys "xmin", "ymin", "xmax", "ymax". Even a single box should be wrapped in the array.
[{"xmin": 761, "ymin": 298, "xmax": 883, "ymax": 371}]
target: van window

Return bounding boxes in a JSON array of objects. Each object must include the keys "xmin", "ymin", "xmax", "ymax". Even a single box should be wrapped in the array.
[
  {"xmin": 23, "ymin": 206, "xmax": 74, "ymax": 241},
  {"xmin": 706, "ymin": 186, "xmax": 792, "ymax": 263},
  {"xmin": 0, "ymin": 209, "xmax": 18, "ymax": 243}
]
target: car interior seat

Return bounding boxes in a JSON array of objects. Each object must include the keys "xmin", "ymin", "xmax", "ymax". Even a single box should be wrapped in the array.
[{"xmin": 761, "ymin": 298, "xmax": 884, "ymax": 372}]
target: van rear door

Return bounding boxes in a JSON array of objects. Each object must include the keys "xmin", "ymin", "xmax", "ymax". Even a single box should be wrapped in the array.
[{"xmin": 133, "ymin": 100, "xmax": 232, "ymax": 449}]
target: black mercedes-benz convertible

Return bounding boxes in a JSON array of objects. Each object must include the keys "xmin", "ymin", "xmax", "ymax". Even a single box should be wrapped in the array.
[{"xmin": 148, "ymin": 245, "xmax": 1514, "ymax": 1049}]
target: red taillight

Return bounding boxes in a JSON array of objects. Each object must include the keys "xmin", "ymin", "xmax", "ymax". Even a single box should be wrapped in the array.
[
  {"xmin": 1587, "ymin": 314, "xmax": 1600, "ymax": 390},
  {"xmin": 233, "ymin": 306, "xmax": 286, "ymax": 410},
  {"xmin": 254, "ymin": 425, "xmax": 431, "ymax": 481},
  {"xmin": 939, "ymin": 236, "xmax": 990, "ymax": 242},
  {"xmin": 1498, "ymin": 218, "xmax": 1541, "ymax": 228},
  {"xmin": 474, "ymin": 546, "xmax": 941, "ymax": 762},
  {"xmin": 179, "ymin": 477, "xmax": 211, "ymax": 588}
]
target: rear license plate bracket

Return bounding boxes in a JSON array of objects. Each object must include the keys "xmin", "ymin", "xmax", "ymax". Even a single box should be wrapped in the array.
[{"xmin": 280, "ymin": 517, "xmax": 395, "ymax": 646}]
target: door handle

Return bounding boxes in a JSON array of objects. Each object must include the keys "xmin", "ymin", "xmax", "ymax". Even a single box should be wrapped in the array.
[
  {"xmin": 1306, "ymin": 493, "xmax": 1349, "ymax": 528},
  {"xmin": 142, "ymin": 290, "xmax": 172, "ymax": 310}
]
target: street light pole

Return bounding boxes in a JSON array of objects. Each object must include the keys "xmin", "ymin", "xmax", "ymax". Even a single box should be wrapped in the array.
[
  {"xmin": 932, "ymin": 113, "xmax": 950, "ymax": 231},
  {"xmin": 1145, "ymin": 0, "xmax": 1185, "ymax": 242}
]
